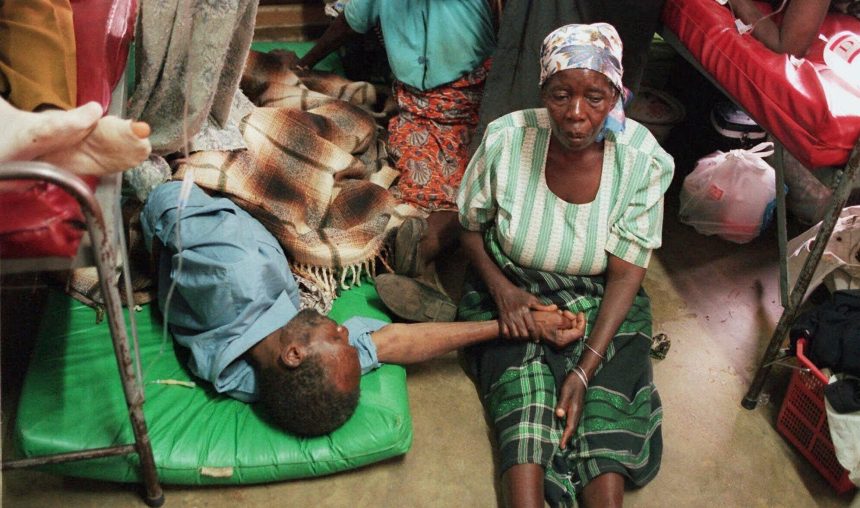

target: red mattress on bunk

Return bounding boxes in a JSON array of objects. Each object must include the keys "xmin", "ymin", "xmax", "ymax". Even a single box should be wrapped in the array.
[
  {"xmin": 0, "ymin": 0, "xmax": 136, "ymax": 260},
  {"xmin": 661, "ymin": 0, "xmax": 860, "ymax": 169}
]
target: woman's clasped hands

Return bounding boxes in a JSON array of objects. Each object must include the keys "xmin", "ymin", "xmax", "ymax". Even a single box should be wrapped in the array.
[{"xmin": 492, "ymin": 283, "xmax": 586, "ymax": 347}]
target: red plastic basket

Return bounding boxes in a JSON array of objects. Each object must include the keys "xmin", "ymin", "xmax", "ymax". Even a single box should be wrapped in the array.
[{"xmin": 776, "ymin": 359, "xmax": 856, "ymax": 495}]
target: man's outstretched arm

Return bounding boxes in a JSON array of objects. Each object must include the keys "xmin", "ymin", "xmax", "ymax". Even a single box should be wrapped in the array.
[{"xmin": 373, "ymin": 310, "xmax": 585, "ymax": 365}]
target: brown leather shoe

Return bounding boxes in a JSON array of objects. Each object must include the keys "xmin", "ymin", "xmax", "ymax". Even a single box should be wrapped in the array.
[
  {"xmin": 375, "ymin": 273, "xmax": 456, "ymax": 322},
  {"xmin": 394, "ymin": 216, "xmax": 428, "ymax": 277}
]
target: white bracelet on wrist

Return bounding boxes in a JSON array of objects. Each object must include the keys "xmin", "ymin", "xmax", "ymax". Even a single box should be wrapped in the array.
[
  {"xmin": 573, "ymin": 365, "xmax": 589, "ymax": 389},
  {"xmin": 584, "ymin": 341, "xmax": 605, "ymax": 361}
]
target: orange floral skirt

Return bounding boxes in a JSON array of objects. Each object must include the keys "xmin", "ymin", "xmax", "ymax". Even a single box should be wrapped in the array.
[{"xmin": 388, "ymin": 60, "xmax": 491, "ymax": 212}]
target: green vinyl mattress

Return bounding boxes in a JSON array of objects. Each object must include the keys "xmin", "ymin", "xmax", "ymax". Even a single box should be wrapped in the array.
[{"xmin": 14, "ymin": 282, "xmax": 412, "ymax": 485}]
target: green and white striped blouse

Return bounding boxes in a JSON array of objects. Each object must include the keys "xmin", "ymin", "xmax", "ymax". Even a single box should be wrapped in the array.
[{"xmin": 457, "ymin": 109, "xmax": 674, "ymax": 275}]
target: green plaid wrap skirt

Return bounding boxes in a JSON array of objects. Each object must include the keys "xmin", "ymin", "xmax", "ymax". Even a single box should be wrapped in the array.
[{"xmin": 459, "ymin": 230, "xmax": 663, "ymax": 507}]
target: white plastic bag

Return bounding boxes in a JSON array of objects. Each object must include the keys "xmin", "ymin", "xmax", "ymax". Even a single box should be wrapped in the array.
[
  {"xmin": 679, "ymin": 142, "xmax": 777, "ymax": 243},
  {"xmin": 825, "ymin": 374, "xmax": 860, "ymax": 487}
]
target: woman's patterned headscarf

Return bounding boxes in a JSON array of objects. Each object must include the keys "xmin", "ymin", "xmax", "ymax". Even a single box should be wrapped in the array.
[{"xmin": 539, "ymin": 23, "xmax": 629, "ymax": 139}]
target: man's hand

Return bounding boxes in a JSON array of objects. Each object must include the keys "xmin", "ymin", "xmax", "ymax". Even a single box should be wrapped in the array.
[
  {"xmin": 530, "ymin": 310, "xmax": 586, "ymax": 349},
  {"xmin": 555, "ymin": 371, "xmax": 587, "ymax": 449},
  {"xmin": 491, "ymin": 285, "xmax": 557, "ymax": 341}
]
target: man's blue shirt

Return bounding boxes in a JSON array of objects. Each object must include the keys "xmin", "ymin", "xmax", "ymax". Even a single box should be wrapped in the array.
[{"xmin": 141, "ymin": 182, "xmax": 384, "ymax": 402}]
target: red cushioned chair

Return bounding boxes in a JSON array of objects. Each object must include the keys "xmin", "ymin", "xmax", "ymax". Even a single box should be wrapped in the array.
[
  {"xmin": 0, "ymin": 1, "xmax": 163, "ymax": 505},
  {"xmin": 660, "ymin": 0, "xmax": 860, "ymax": 409},
  {"xmin": 0, "ymin": 0, "xmax": 139, "ymax": 261}
]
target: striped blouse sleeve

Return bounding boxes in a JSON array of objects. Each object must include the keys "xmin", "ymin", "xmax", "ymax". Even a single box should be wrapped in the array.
[
  {"xmin": 456, "ymin": 123, "xmax": 504, "ymax": 231},
  {"xmin": 605, "ymin": 145, "xmax": 675, "ymax": 268}
]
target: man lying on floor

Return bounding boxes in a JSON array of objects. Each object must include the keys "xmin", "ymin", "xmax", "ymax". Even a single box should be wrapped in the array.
[{"xmin": 142, "ymin": 181, "xmax": 586, "ymax": 437}]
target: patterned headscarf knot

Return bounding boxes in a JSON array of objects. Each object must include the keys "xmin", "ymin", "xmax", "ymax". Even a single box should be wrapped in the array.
[{"xmin": 539, "ymin": 23, "xmax": 629, "ymax": 139}]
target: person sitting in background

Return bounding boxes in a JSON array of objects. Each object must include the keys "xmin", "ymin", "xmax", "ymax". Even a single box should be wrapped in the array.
[
  {"xmin": 142, "ymin": 181, "xmax": 586, "ymax": 437},
  {"xmin": 723, "ymin": 0, "xmax": 858, "ymax": 57},
  {"xmin": 457, "ymin": 23, "xmax": 673, "ymax": 506},
  {"xmin": 293, "ymin": 0, "xmax": 498, "ymax": 322}
]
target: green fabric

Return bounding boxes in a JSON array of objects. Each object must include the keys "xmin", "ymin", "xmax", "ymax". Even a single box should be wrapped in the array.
[
  {"xmin": 13, "ymin": 282, "xmax": 412, "ymax": 485},
  {"xmin": 459, "ymin": 230, "xmax": 662, "ymax": 507}
]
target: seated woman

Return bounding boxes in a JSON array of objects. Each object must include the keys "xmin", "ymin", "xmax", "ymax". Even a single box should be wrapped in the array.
[
  {"xmin": 456, "ymin": 24, "xmax": 674, "ymax": 507},
  {"xmin": 295, "ymin": 0, "xmax": 498, "ymax": 320}
]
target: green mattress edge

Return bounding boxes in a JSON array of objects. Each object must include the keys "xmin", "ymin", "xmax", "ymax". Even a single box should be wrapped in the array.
[{"xmin": 13, "ymin": 281, "xmax": 412, "ymax": 485}]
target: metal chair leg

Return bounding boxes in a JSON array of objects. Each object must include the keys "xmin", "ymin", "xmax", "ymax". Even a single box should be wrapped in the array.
[
  {"xmin": 83, "ymin": 194, "xmax": 164, "ymax": 507},
  {"xmin": 0, "ymin": 163, "xmax": 164, "ymax": 506},
  {"xmin": 742, "ymin": 142, "xmax": 860, "ymax": 409}
]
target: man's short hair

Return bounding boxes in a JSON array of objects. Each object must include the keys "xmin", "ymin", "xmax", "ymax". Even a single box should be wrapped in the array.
[{"xmin": 258, "ymin": 309, "xmax": 360, "ymax": 436}]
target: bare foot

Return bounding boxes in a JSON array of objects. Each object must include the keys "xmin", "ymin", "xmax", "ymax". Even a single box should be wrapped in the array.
[
  {"xmin": 0, "ymin": 98, "xmax": 103, "ymax": 162},
  {"xmin": 39, "ymin": 116, "xmax": 152, "ymax": 176}
]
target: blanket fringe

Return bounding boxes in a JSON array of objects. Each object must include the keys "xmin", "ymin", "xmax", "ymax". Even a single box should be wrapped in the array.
[{"xmin": 290, "ymin": 255, "xmax": 382, "ymax": 308}]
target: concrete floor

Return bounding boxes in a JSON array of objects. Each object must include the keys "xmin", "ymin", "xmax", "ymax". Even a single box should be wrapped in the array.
[{"xmin": 2, "ymin": 197, "xmax": 859, "ymax": 507}]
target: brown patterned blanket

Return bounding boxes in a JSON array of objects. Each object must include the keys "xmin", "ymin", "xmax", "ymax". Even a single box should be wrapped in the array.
[
  {"xmin": 64, "ymin": 51, "xmax": 412, "ymax": 310},
  {"xmin": 174, "ymin": 52, "xmax": 417, "ymax": 299}
]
